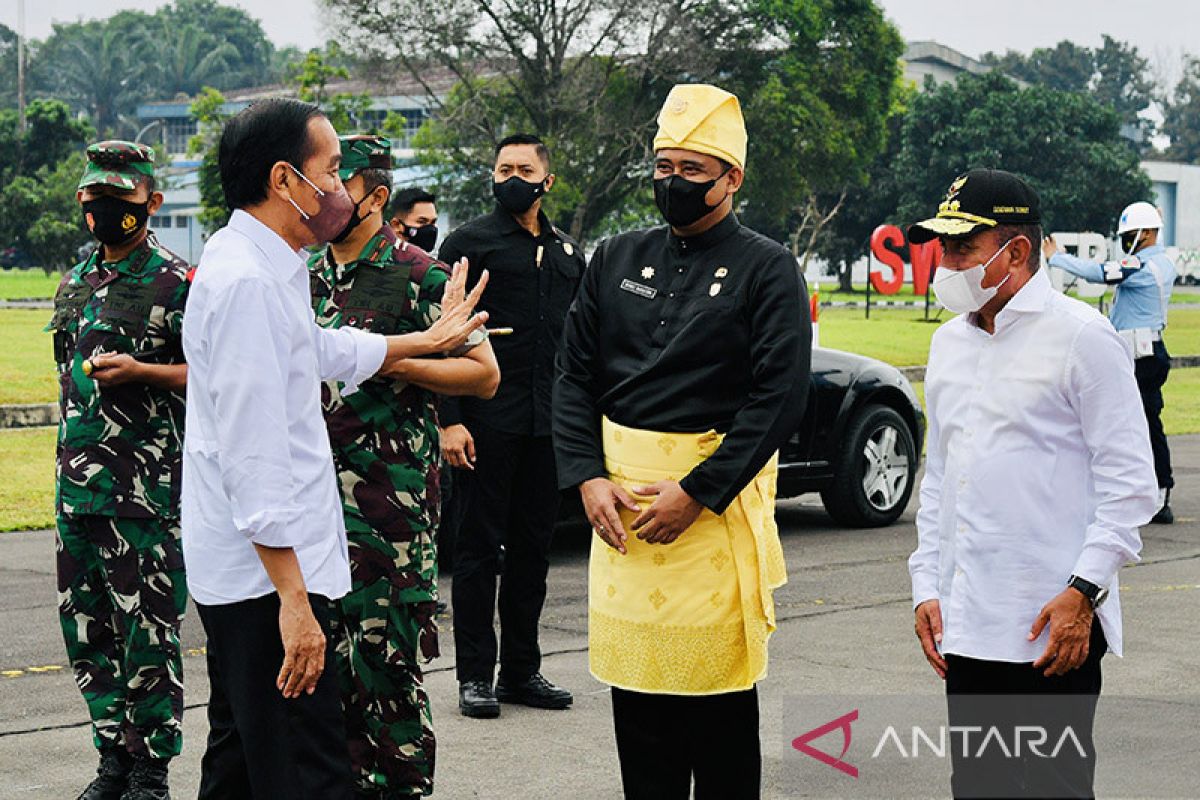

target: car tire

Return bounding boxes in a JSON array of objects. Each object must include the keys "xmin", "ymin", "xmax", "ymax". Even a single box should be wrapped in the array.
[{"xmin": 820, "ymin": 404, "xmax": 916, "ymax": 528}]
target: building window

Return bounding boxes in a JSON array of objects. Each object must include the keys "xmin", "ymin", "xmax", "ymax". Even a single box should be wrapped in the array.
[
  {"xmin": 153, "ymin": 215, "xmax": 173, "ymax": 228},
  {"xmin": 388, "ymin": 109, "xmax": 428, "ymax": 149},
  {"xmin": 164, "ymin": 117, "xmax": 199, "ymax": 156},
  {"xmin": 174, "ymin": 216, "xmax": 188, "ymax": 229}
]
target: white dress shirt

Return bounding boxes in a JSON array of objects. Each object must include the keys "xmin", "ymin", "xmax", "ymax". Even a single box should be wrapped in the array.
[
  {"xmin": 181, "ymin": 210, "xmax": 387, "ymax": 606},
  {"xmin": 909, "ymin": 268, "xmax": 1157, "ymax": 662}
]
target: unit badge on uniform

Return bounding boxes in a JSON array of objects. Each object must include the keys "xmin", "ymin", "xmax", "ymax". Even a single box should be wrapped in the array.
[
  {"xmin": 563, "ymin": 242, "xmax": 574, "ymax": 256},
  {"xmin": 714, "ymin": 267, "xmax": 728, "ymax": 278},
  {"xmin": 641, "ymin": 266, "xmax": 655, "ymax": 280},
  {"xmin": 709, "ymin": 283, "xmax": 722, "ymax": 297}
]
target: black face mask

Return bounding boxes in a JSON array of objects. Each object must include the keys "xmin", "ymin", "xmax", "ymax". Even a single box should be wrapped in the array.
[
  {"xmin": 652, "ymin": 171, "xmax": 729, "ymax": 228},
  {"xmin": 329, "ymin": 192, "xmax": 374, "ymax": 245},
  {"xmin": 82, "ymin": 195, "xmax": 151, "ymax": 246},
  {"xmin": 493, "ymin": 176, "xmax": 546, "ymax": 215},
  {"xmin": 1120, "ymin": 231, "xmax": 1142, "ymax": 254},
  {"xmin": 403, "ymin": 223, "xmax": 439, "ymax": 253}
]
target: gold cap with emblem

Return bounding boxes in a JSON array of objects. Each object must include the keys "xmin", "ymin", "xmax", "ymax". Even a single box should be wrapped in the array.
[{"xmin": 653, "ymin": 84, "xmax": 747, "ymax": 170}]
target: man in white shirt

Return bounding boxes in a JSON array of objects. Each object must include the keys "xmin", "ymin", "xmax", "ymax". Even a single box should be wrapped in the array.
[
  {"xmin": 907, "ymin": 169, "xmax": 1158, "ymax": 799},
  {"xmin": 182, "ymin": 98, "xmax": 489, "ymax": 799}
]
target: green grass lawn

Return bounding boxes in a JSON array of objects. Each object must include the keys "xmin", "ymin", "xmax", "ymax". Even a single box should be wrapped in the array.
[
  {"xmin": 820, "ymin": 282, "xmax": 1200, "ymax": 305},
  {"xmin": 2, "ymin": 293, "xmax": 1200, "ymax": 533},
  {"xmin": 0, "ymin": 269, "xmax": 60, "ymax": 300},
  {"xmin": 819, "ymin": 306, "xmax": 1200, "ymax": 367},
  {"xmin": 0, "ymin": 309, "xmax": 58, "ymax": 405},
  {"xmin": 0, "ymin": 427, "xmax": 56, "ymax": 532}
]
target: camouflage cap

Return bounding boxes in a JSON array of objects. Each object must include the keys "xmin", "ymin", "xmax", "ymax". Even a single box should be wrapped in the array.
[
  {"xmin": 78, "ymin": 141, "xmax": 156, "ymax": 191},
  {"xmin": 339, "ymin": 134, "xmax": 392, "ymax": 180}
]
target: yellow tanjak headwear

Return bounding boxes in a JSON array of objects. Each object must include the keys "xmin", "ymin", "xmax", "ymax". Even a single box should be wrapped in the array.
[{"xmin": 653, "ymin": 84, "xmax": 747, "ymax": 170}]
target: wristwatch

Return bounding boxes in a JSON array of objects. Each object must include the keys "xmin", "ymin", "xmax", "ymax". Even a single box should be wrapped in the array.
[{"xmin": 1067, "ymin": 575, "xmax": 1109, "ymax": 608}]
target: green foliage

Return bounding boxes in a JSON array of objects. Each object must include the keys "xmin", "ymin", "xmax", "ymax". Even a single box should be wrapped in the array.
[
  {"xmin": 0, "ymin": 99, "xmax": 94, "ymax": 272},
  {"xmin": 0, "ymin": 23, "xmax": 18, "ymax": 109},
  {"xmin": 0, "ymin": 98, "xmax": 94, "ymax": 180},
  {"xmin": 815, "ymin": 81, "xmax": 915, "ymax": 283},
  {"xmin": 325, "ymin": 0, "xmax": 741, "ymax": 243},
  {"xmin": 20, "ymin": 1, "xmax": 277, "ymax": 137},
  {"xmin": 734, "ymin": 0, "xmax": 904, "ymax": 258},
  {"xmin": 289, "ymin": 43, "xmax": 372, "ymax": 132},
  {"xmin": 1163, "ymin": 56, "xmax": 1200, "ymax": 164},
  {"xmin": 892, "ymin": 71, "xmax": 1152, "ymax": 236},
  {"xmin": 34, "ymin": 20, "xmax": 147, "ymax": 137},
  {"xmin": 981, "ymin": 36, "xmax": 1155, "ymax": 146},
  {"xmin": 188, "ymin": 88, "xmax": 232, "ymax": 234},
  {"xmin": 0, "ymin": 154, "xmax": 92, "ymax": 273}
]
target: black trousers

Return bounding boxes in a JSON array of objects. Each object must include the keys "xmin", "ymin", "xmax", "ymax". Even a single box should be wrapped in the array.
[
  {"xmin": 1135, "ymin": 340, "xmax": 1173, "ymax": 490},
  {"xmin": 196, "ymin": 593, "xmax": 353, "ymax": 800},
  {"xmin": 611, "ymin": 687, "xmax": 761, "ymax": 800},
  {"xmin": 944, "ymin": 620, "xmax": 1107, "ymax": 800},
  {"xmin": 451, "ymin": 422, "xmax": 560, "ymax": 683}
]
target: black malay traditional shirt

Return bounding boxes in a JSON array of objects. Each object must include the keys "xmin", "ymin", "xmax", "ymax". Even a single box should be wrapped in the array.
[
  {"xmin": 438, "ymin": 206, "xmax": 585, "ymax": 436},
  {"xmin": 553, "ymin": 212, "xmax": 811, "ymax": 514}
]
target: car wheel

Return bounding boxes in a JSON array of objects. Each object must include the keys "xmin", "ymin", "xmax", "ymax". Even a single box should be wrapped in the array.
[{"xmin": 820, "ymin": 404, "xmax": 916, "ymax": 528}]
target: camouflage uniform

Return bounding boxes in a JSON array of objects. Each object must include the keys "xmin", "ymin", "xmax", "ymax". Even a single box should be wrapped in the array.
[
  {"xmin": 47, "ymin": 141, "xmax": 190, "ymax": 761},
  {"xmin": 312, "ymin": 134, "xmax": 468, "ymax": 797}
]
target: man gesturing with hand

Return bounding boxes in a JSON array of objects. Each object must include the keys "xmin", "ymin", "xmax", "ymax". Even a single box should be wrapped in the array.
[{"xmin": 182, "ymin": 99, "xmax": 487, "ymax": 800}]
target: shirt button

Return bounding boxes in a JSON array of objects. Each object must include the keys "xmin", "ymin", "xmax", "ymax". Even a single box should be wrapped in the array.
[
  {"xmin": 957, "ymin": 523, "xmax": 966, "ymax": 533},
  {"xmin": 669, "ymin": 292, "xmax": 675, "ymax": 298},
  {"xmin": 958, "ymin": 477, "xmax": 967, "ymax": 488},
  {"xmin": 659, "ymin": 320, "xmax": 666, "ymax": 326}
]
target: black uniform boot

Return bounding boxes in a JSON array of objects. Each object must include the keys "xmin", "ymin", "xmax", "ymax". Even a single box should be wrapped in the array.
[
  {"xmin": 119, "ymin": 757, "xmax": 171, "ymax": 800},
  {"xmin": 76, "ymin": 746, "xmax": 132, "ymax": 800}
]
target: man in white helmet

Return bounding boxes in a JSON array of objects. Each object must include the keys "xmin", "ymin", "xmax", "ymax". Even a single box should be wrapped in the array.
[{"xmin": 1044, "ymin": 201, "xmax": 1177, "ymax": 523}]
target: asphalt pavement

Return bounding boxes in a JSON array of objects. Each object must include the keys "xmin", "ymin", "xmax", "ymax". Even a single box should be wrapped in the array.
[{"xmin": 1, "ymin": 437, "xmax": 1197, "ymax": 799}]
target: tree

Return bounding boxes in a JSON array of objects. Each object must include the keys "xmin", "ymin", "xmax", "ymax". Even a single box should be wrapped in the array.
[
  {"xmin": 982, "ymin": 36, "xmax": 1155, "ymax": 146},
  {"xmin": 1091, "ymin": 35, "xmax": 1155, "ymax": 144},
  {"xmin": 289, "ymin": 43, "xmax": 372, "ymax": 132},
  {"xmin": 0, "ymin": 154, "xmax": 92, "ymax": 273},
  {"xmin": 892, "ymin": 71, "xmax": 1151, "ymax": 237},
  {"xmin": 0, "ymin": 98, "xmax": 94, "ymax": 180},
  {"xmin": 188, "ymin": 88, "xmax": 232, "ymax": 234},
  {"xmin": 981, "ymin": 41, "xmax": 1093, "ymax": 92},
  {"xmin": 815, "ymin": 82, "xmax": 915, "ymax": 289},
  {"xmin": 0, "ymin": 99, "xmax": 94, "ymax": 271},
  {"xmin": 162, "ymin": 0, "xmax": 275, "ymax": 89},
  {"xmin": 733, "ymin": 0, "xmax": 904, "ymax": 271},
  {"xmin": 0, "ymin": 23, "xmax": 18, "ymax": 109},
  {"xmin": 33, "ymin": 20, "xmax": 152, "ymax": 137},
  {"xmin": 322, "ymin": 0, "xmax": 743, "ymax": 243},
  {"xmin": 143, "ymin": 23, "xmax": 240, "ymax": 98},
  {"xmin": 1162, "ymin": 55, "xmax": 1200, "ymax": 164}
]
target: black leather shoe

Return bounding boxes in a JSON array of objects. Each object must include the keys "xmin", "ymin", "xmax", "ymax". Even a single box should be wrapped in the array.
[
  {"xmin": 1151, "ymin": 489, "xmax": 1174, "ymax": 525},
  {"xmin": 496, "ymin": 673, "xmax": 573, "ymax": 709},
  {"xmin": 119, "ymin": 757, "xmax": 170, "ymax": 800},
  {"xmin": 459, "ymin": 680, "xmax": 500, "ymax": 718},
  {"xmin": 77, "ymin": 747, "xmax": 132, "ymax": 800},
  {"xmin": 1151, "ymin": 502, "xmax": 1174, "ymax": 524}
]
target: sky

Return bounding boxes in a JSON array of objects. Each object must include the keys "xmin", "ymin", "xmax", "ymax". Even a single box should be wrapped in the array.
[{"xmin": 2, "ymin": 0, "xmax": 1198, "ymax": 84}]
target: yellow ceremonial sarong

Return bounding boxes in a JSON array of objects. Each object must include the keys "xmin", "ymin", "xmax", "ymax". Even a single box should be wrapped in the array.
[{"xmin": 588, "ymin": 417, "xmax": 788, "ymax": 695}]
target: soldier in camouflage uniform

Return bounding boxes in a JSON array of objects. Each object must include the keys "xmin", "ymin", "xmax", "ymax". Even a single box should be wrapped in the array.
[
  {"xmin": 47, "ymin": 141, "xmax": 191, "ymax": 800},
  {"xmin": 310, "ymin": 135, "xmax": 498, "ymax": 798}
]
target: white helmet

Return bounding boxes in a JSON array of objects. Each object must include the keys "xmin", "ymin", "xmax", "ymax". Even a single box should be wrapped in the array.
[{"xmin": 1117, "ymin": 201, "xmax": 1163, "ymax": 234}]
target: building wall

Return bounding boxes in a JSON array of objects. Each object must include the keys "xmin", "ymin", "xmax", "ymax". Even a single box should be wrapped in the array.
[{"xmin": 1143, "ymin": 160, "xmax": 1200, "ymax": 249}]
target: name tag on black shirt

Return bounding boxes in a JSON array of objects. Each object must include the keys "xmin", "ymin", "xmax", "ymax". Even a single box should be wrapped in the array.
[{"xmin": 620, "ymin": 278, "xmax": 657, "ymax": 300}]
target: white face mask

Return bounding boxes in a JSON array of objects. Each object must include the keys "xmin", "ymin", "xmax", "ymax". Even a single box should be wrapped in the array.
[{"xmin": 933, "ymin": 238, "xmax": 1015, "ymax": 314}]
